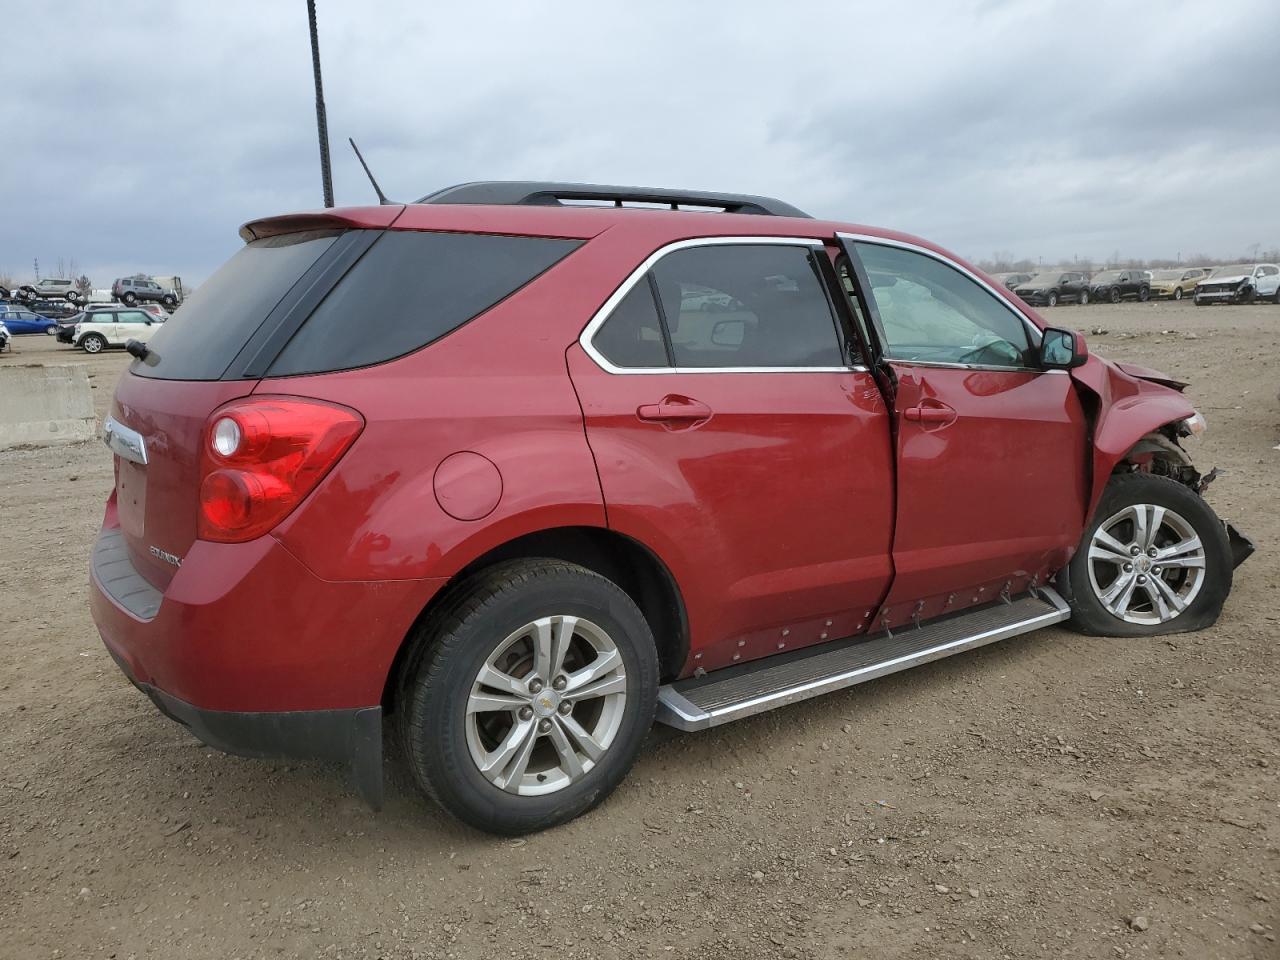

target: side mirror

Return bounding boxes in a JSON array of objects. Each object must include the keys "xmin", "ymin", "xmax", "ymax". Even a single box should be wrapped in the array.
[
  {"xmin": 710, "ymin": 319, "xmax": 744, "ymax": 347},
  {"xmin": 1040, "ymin": 326, "xmax": 1088, "ymax": 370}
]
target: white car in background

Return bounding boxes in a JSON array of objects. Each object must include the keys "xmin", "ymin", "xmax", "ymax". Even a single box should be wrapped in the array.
[
  {"xmin": 1193, "ymin": 263, "xmax": 1280, "ymax": 305},
  {"xmin": 72, "ymin": 307, "xmax": 164, "ymax": 354}
]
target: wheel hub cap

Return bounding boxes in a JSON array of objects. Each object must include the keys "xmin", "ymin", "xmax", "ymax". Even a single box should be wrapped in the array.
[{"xmin": 1086, "ymin": 502, "xmax": 1206, "ymax": 625}]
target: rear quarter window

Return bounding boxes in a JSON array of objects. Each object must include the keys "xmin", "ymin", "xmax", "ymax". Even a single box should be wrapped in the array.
[{"xmin": 265, "ymin": 231, "xmax": 581, "ymax": 377}]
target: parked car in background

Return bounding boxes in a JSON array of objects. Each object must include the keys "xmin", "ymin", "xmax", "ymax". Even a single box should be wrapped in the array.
[
  {"xmin": 1149, "ymin": 268, "xmax": 1209, "ymax": 301},
  {"xmin": 112, "ymin": 276, "xmax": 179, "ymax": 308},
  {"xmin": 89, "ymin": 180, "xmax": 1250, "ymax": 835},
  {"xmin": 1013, "ymin": 271, "xmax": 1090, "ymax": 306},
  {"xmin": 56, "ymin": 314, "xmax": 82, "ymax": 343},
  {"xmin": 71, "ymin": 307, "xmax": 164, "ymax": 353},
  {"xmin": 0, "ymin": 320, "xmax": 10, "ymax": 353},
  {"xmin": 26, "ymin": 299, "xmax": 81, "ymax": 320},
  {"xmin": 0, "ymin": 306, "xmax": 60, "ymax": 335},
  {"xmin": 17, "ymin": 278, "xmax": 85, "ymax": 303},
  {"xmin": 991, "ymin": 272, "xmax": 1033, "ymax": 291},
  {"xmin": 1089, "ymin": 269, "xmax": 1150, "ymax": 303},
  {"xmin": 1194, "ymin": 263, "xmax": 1280, "ymax": 305},
  {"xmin": 150, "ymin": 275, "xmax": 184, "ymax": 304}
]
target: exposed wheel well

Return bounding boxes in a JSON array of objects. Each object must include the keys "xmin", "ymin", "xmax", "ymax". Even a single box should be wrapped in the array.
[{"xmin": 382, "ymin": 526, "xmax": 689, "ymax": 711}]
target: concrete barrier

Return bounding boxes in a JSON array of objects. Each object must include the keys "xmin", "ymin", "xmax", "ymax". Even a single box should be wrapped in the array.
[{"xmin": 0, "ymin": 363, "xmax": 97, "ymax": 450}]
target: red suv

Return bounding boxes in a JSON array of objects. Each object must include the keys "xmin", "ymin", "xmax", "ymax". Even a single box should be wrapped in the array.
[{"xmin": 91, "ymin": 182, "xmax": 1252, "ymax": 834}]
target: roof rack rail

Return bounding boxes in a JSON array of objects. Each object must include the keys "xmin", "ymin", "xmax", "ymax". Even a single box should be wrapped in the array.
[{"xmin": 415, "ymin": 181, "xmax": 811, "ymax": 218}]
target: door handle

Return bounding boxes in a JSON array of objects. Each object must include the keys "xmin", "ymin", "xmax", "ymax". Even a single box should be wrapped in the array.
[
  {"xmin": 904, "ymin": 402, "xmax": 957, "ymax": 425},
  {"xmin": 636, "ymin": 395, "xmax": 713, "ymax": 423}
]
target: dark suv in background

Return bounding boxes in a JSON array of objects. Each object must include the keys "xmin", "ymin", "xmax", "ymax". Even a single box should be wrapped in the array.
[
  {"xmin": 1013, "ymin": 271, "xmax": 1090, "ymax": 306},
  {"xmin": 1089, "ymin": 269, "xmax": 1150, "ymax": 303}
]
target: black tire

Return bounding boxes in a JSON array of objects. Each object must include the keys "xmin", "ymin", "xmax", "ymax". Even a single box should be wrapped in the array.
[
  {"xmin": 65, "ymin": 291, "xmax": 80, "ymax": 303},
  {"xmin": 122, "ymin": 292, "xmax": 137, "ymax": 306},
  {"xmin": 44, "ymin": 324, "xmax": 57, "ymax": 335},
  {"xmin": 1240, "ymin": 287, "xmax": 1256, "ymax": 305},
  {"xmin": 1079, "ymin": 289, "xmax": 1090, "ymax": 306},
  {"xmin": 1194, "ymin": 297, "xmax": 1209, "ymax": 307},
  {"xmin": 162, "ymin": 294, "xmax": 177, "ymax": 308},
  {"xmin": 1173, "ymin": 287, "xmax": 1183, "ymax": 301},
  {"xmin": 398, "ymin": 559, "xmax": 659, "ymax": 835},
  {"xmin": 81, "ymin": 333, "xmax": 107, "ymax": 354},
  {"xmin": 1059, "ymin": 473, "xmax": 1232, "ymax": 637},
  {"xmin": 1109, "ymin": 288, "xmax": 1121, "ymax": 304},
  {"xmin": 1273, "ymin": 287, "xmax": 1280, "ymax": 305},
  {"xmin": 1046, "ymin": 291, "xmax": 1059, "ymax": 307}
]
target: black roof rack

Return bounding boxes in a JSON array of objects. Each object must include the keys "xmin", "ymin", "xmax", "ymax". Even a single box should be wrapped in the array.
[{"xmin": 415, "ymin": 181, "xmax": 811, "ymax": 218}]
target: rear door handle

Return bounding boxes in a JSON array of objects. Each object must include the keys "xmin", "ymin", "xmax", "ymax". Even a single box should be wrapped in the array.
[
  {"xmin": 904, "ymin": 402, "xmax": 957, "ymax": 425},
  {"xmin": 636, "ymin": 395, "xmax": 713, "ymax": 423}
]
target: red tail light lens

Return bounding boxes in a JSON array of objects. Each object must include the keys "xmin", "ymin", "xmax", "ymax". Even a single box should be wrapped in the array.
[{"xmin": 198, "ymin": 397, "xmax": 363, "ymax": 543}]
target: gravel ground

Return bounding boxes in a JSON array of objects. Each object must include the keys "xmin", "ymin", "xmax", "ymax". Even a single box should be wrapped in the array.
[{"xmin": 1, "ymin": 301, "xmax": 1277, "ymax": 959}]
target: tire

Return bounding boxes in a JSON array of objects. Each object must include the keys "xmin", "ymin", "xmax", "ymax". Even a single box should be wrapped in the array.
[
  {"xmin": 1046, "ymin": 291, "xmax": 1058, "ymax": 307},
  {"xmin": 65, "ymin": 291, "xmax": 80, "ymax": 303},
  {"xmin": 1109, "ymin": 288, "xmax": 1121, "ymax": 304},
  {"xmin": 1273, "ymin": 287, "xmax": 1280, "ymax": 305},
  {"xmin": 1138, "ymin": 286, "xmax": 1150, "ymax": 302},
  {"xmin": 1194, "ymin": 297, "xmax": 1209, "ymax": 307},
  {"xmin": 122, "ymin": 292, "xmax": 137, "ymax": 306},
  {"xmin": 1079, "ymin": 289, "xmax": 1090, "ymax": 306},
  {"xmin": 1060, "ymin": 473, "xmax": 1232, "ymax": 637},
  {"xmin": 44, "ymin": 324, "xmax": 57, "ymax": 335},
  {"xmin": 1173, "ymin": 287, "xmax": 1183, "ymax": 301},
  {"xmin": 81, "ymin": 333, "xmax": 107, "ymax": 354},
  {"xmin": 1240, "ymin": 287, "xmax": 1256, "ymax": 305},
  {"xmin": 398, "ymin": 559, "xmax": 659, "ymax": 835},
  {"xmin": 162, "ymin": 294, "xmax": 177, "ymax": 308}
]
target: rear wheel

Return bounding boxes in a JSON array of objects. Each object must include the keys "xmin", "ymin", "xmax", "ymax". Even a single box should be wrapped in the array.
[
  {"xmin": 44, "ymin": 324, "xmax": 57, "ymax": 335},
  {"xmin": 1173, "ymin": 287, "xmax": 1184, "ymax": 301},
  {"xmin": 1138, "ymin": 286, "xmax": 1150, "ymax": 302},
  {"xmin": 1110, "ymin": 288, "xmax": 1121, "ymax": 304},
  {"xmin": 122, "ymin": 292, "xmax": 137, "ymax": 306},
  {"xmin": 162, "ymin": 294, "xmax": 177, "ymax": 308},
  {"xmin": 1062, "ymin": 473, "xmax": 1232, "ymax": 636},
  {"xmin": 1079, "ymin": 289, "xmax": 1090, "ymax": 305},
  {"xmin": 1046, "ymin": 291, "xmax": 1059, "ymax": 307},
  {"xmin": 81, "ymin": 333, "xmax": 106, "ymax": 354},
  {"xmin": 399, "ymin": 559, "xmax": 659, "ymax": 835}
]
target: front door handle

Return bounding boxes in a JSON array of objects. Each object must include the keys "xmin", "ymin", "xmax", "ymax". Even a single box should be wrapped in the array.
[
  {"xmin": 904, "ymin": 401, "xmax": 957, "ymax": 425},
  {"xmin": 637, "ymin": 395, "xmax": 713, "ymax": 424}
]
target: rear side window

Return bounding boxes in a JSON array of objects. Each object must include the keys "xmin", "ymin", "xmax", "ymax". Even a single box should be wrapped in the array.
[
  {"xmin": 267, "ymin": 231, "xmax": 581, "ymax": 376},
  {"xmin": 592, "ymin": 280, "xmax": 669, "ymax": 368},
  {"xmin": 135, "ymin": 230, "xmax": 339, "ymax": 380}
]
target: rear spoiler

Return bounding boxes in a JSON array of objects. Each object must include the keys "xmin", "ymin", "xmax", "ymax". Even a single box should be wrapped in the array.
[{"xmin": 239, "ymin": 205, "xmax": 404, "ymax": 242}]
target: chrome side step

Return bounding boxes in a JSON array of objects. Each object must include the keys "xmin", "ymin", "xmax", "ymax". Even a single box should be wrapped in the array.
[{"xmin": 656, "ymin": 589, "xmax": 1070, "ymax": 731}]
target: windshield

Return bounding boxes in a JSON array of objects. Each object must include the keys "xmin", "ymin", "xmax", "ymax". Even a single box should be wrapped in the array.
[
  {"xmin": 1210, "ymin": 264, "xmax": 1253, "ymax": 277},
  {"xmin": 1023, "ymin": 272, "xmax": 1061, "ymax": 286}
]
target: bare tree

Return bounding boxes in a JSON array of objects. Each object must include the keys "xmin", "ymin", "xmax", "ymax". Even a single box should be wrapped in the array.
[{"xmin": 75, "ymin": 275, "xmax": 92, "ymax": 296}]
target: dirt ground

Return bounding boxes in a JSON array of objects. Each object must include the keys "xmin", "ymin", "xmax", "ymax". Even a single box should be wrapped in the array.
[{"xmin": 1, "ymin": 301, "xmax": 1277, "ymax": 960}]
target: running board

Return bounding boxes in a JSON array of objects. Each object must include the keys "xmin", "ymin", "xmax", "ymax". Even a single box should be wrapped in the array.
[{"xmin": 656, "ymin": 589, "xmax": 1070, "ymax": 731}]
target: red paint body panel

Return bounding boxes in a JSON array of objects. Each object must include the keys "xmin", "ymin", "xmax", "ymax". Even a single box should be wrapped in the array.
[
  {"xmin": 1070, "ymin": 354, "xmax": 1196, "ymax": 520},
  {"xmin": 567, "ymin": 346, "xmax": 895, "ymax": 674},
  {"xmin": 91, "ymin": 495, "xmax": 441, "ymax": 711},
  {"xmin": 879, "ymin": 364, "xmax": 1089, "ymax": 625}
]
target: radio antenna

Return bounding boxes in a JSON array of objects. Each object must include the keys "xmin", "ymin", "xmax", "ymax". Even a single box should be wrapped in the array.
[{"xmin": 349, "ymin": 138, "xmax": 395, "ymax": 205}]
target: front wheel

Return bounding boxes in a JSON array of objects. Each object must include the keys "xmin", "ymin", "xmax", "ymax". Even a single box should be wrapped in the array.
[
  {"xmin": 44, "ymin": 324, "xmax": 57, "ymax": 335},
  {"xmin": 81, "ymin": 333, "xmax": 107, "ymax": 354},
  {"xmin": 1061, "ymin": 473, "xmax": 1232, "ymax": 636},
  {"xmin": 399, "ymin": 559, "xmax": 659, "ymax": 835},
  {"xmin": 1138, "ymin": 286, "xmax": 1150, "ymax": 302},
  {"xmin": 1046, "ymin": 291, "xmax": 1059, "ymax": 307},
  {"xmin": 1173, "ymin": 287, "xmax": 1184, "ymax": 301},
  {"xmin": 1110, "ymin": 288, "xmax": 1121, "ymax": 304},
  {"xmin": 1079, "ymin": 289, "xmax": 1090, "ymax": 305}
]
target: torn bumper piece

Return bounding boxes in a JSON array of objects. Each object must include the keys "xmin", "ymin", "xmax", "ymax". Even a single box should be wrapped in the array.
[{"xmin": 1225, "ymin": 521, "xmax": 1255, "ymax": 569}]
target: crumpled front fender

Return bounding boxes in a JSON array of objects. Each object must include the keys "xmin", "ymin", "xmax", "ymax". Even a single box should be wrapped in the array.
[{"xmin": 1070, "ymin": 355, "xmax": 1197, "ymax": 523}]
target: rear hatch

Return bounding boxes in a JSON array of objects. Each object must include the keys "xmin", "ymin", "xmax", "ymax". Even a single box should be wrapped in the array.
[
  {"xmin": 106, "ymin": 206, "xmax": 584, "ymax": 590},
  {"xmin": 109, "ymin": 217, "xmax": 383, "ymax": 590}
]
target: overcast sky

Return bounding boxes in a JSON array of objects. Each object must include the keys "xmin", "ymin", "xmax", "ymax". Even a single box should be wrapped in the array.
[{"xmin": 2, "ymin": 0, "xmax": 1276, "ymax": 288}]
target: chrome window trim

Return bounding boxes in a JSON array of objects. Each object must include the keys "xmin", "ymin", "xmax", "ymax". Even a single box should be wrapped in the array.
[
  {"xmin": 886, "ymin": 359, "xmax": 1067, "ymax": 375},
  {"xmin": 836, "ymin": 232, "xmax": 1046, "ymax": 347},
  {"xmin": 103, "ymin": 414, "xmax": 148, "ymax": 465},
  {"xmin": 578, "ymin": 236, "xmax": 868, "ymax": 375}
]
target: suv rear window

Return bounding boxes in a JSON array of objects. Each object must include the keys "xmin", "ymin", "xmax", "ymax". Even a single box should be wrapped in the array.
[
  {"xmin": 265, "ymin": 231, "xmax": 580, "ymax": 376},
  {"xmin": 134, "ymin": 230, "xmax": 339, "ymax": 380}
]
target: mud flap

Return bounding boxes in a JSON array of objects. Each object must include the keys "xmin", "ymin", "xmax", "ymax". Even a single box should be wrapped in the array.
[{"xmin": 1225, "ymin": 522, "xmax": 1255, "ymax": 569}]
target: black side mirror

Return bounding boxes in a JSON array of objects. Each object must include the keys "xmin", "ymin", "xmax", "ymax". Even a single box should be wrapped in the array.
[{"xmin": 1040, "ymin": 326, "xmax": 1088, "ymax": 370}]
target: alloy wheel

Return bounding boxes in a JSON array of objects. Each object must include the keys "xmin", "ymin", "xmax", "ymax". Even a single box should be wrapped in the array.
[
  {"xmin": 465, "ymin": 615, "xmax": 627, "ymax": 796},
  {"xmin": 1086, "ymin": 503, "xmax": 1206, "ymax": 625}
]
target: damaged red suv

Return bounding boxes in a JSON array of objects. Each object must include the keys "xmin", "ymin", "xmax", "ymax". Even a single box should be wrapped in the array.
[{"xmin": 91, "ymin": 182, "xmax": 1252, "ymax": 834}]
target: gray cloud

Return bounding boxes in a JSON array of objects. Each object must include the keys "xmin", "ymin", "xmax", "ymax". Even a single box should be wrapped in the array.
[{"xmin": 1, "ymin": 0, "xmax": 1275, "ymax": 288}]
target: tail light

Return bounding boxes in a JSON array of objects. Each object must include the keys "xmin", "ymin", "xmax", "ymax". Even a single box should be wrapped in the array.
[{"xmin": 198, "ymin": 396, "xmax": 363, "ymax": 543}]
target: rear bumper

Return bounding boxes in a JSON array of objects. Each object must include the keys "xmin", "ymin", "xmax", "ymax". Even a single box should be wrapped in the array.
[
  {"xmin": 108, "ymin": 643, "xmax": 385, "ymax": 806},
  {"xmin": 90, "ymin": 513, "xmax": 446, "ymax": 806}
]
